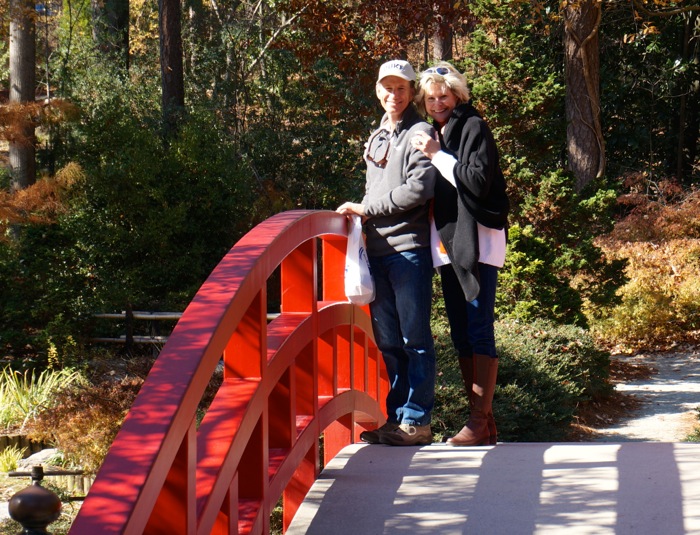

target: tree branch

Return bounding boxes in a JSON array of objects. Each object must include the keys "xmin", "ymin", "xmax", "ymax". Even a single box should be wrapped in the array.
[
  {"xmin": 630, "ymin": 0, "xmax": 700, "ymax": 18},
  {"xmin": 246, "ymin": 4, "xmax": 309, "ymax": 76}
]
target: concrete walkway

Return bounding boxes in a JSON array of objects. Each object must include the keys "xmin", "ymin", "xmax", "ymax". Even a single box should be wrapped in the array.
[{"xmin": 288, "ymin": 442, "xmax": 700, "ymax": 534}]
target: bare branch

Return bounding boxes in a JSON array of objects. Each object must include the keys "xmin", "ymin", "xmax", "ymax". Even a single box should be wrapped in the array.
[
  {"xmin": 630, "ymin": 0, "xmax": 700, "ymax": 18},
  {"xmin": 246, "ymin": 4, "xmax": 309, "ymax": 76}
]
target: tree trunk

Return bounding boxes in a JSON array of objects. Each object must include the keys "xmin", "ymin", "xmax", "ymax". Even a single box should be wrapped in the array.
[
  {"xmin": 159, "ymin": 0, "xmax": 185, "ymax": 137},
  {"xmin": 564, "ymin": 0, "xmax": 604, "ymax": 191},
  {"xmin": 433, "ymin": 15, "xmax": 452, "ymax": 61},
  {"xmin": 685, "ymin": 80, "xmax": 700, "ymax": 184},
  {"xmin": 676, "ymin": 12, "xmax": 699, "ymax": 183},
  {"xmin": 91, "ymin": 0, "xmax": 130, "ymax": 69},
  {"xmin": 9, "ymin": 0, "xmax": 36, "ymax": 191},
  {"xmin": 185, "ymin": 0, "xmax": 205, "ymax": 76}
]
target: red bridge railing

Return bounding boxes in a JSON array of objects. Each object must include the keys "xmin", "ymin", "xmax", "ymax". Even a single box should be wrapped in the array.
[{"xmin": 69, "ymin": 210, "xmax": 388, "ymax": 534}]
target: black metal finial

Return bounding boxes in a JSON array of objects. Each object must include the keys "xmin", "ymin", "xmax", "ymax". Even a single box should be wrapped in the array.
[{"xmin": 8, "ymin": 465, "xmax": 62, "ymax": 535}]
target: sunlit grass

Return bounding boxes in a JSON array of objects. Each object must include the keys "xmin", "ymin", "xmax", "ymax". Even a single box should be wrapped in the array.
[
  {"xmin": 0, "ymin": 443, "xmax": 25, "ymax": 472},
  {"xmin": 0, "ymin": 366, "xmax": 83, "ymax": 432}
]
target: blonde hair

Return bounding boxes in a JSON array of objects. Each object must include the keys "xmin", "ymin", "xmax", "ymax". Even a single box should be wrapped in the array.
[{"xmin": 415, "ymin": 61, "xmax": 471, "ymax": 118}]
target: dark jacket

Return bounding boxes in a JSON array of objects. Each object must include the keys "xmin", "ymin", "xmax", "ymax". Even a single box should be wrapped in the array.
[{"xmin": 433, "ymin": 102, "xmax": 510, "ymax": 301}]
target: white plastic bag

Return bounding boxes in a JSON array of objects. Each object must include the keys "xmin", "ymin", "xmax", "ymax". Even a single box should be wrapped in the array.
[
  {"xmin": 430, "ymin": 217, "xmax": 451, "ymax": 268},
  {"xmin": 344, "ymin": 215, "xmax": 375, "ymax": 305}
]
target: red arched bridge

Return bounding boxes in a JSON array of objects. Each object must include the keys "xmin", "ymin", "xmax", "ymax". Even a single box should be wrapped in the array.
[
  {"xmin": 69, "ymin": 210, "xmax": 388, "ymax": 534},
  {"xmin": 68, "ymin": 209, "xmax": 700, "ymax": 535}
]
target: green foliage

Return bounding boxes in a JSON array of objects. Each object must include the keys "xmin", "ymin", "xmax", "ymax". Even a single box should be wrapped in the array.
[
  {"xmin": 687, "ymin": 408, "xmax": 700, "ymax": 443},
  {"xmin": 494, "ymin": 319, "xmax": 612, "ymax": 442},
  {"xmin": 600, "ymin": 6, "xmax": 700, "ymax": 185},
  {"xmin": 497, "ymin": 223, "xmax": 581, "ymax": 324},
  {"xmin": 0, "ymin": 61, "xmax": 263, "ymax": 359},
  {"xmin": 0, "ymin": 39, "xmax": 7, "ymax": 91},
  {"xmin": 463, "ymin": 0, "xmax": 565, "ymax": 168},
  {"xmin": 433, "ymin": 289, "xmax": 613, "ymax": 442},
  {"xmin": 0, "ymin": 166, "xmax": 9, "ymax": 190},
  {"xmin": 0, "ymin": 240, "xmax": 25, "ymax": 349},
  {"xmin": 240, "ymin": 119, "xmax": 366, "ymax": 212},
  {"xmin": 496, "ymin": 169, "xmax": 625, "ymax": 326},
  {"xmin": 0, "ymin": 444, "xmax": 25, "ymax": 472},
  {"xmin": 454, "ymin": 1, "xmax": 626, "ymax": 327},
  {"xmin": 0, "ymin": 223, "xmax": 92, "ymax": 361},
  {"xmin": 234, "ymin": 52, "xmax": 375, "ymax": 212},
  {"xmin": 59, "ymin": 66, "xmax": 255, "ymax": 311},
  {"xmin": 0, "ymin": 366, "xmax": 83, "ymax": 432}
]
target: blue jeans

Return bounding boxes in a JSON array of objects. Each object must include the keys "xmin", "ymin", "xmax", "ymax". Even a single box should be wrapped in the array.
[
  {"xmin": 369, "ymin": 247, "xmax": 436, "ymax": 426},
  {"xmin": 441, "ymin": 262, "xmax": 499, "ymax": 358}
]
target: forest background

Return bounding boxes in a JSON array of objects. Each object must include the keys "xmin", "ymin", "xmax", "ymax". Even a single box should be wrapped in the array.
[{"xmin": 0, "ymin": 0, "xmax": 700, "ymax": 475}]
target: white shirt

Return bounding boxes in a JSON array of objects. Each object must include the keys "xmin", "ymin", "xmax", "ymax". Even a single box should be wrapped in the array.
[{"xmin": 432, "ymin": 151, "xmax": 507, "ymax": 268}]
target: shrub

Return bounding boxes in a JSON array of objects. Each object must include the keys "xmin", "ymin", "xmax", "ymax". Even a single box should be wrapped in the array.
[
  {"xmin": 590, "ymin": 190, "xmax": 700, "ymax": 351},
  {"xmin": 433, "ymin": 314, "xmax": 613, "ymax": 443},
  {"xmin": 28, "ymin": 353, "xmax": 222, "ymax": 473},
  {"xmin": 494, "ymin": 319, "xmax": 612, "ymax": 441},
  {"xmin": 589, "ymin": 239, "xmax": 700, "ymax": 351},
  {"xmin": 496, "ymin": 169, "xmax": 625, "ymax": 327},
  {"xmin": 687, "ymin": 408, "xmax": 700, "ymax": 443},
  {"xmin": 458, "ymin": 0, "xmax": 625, "ymax": 328},
  {"xmin": 1, "ymin": 63, "xmax": 262, "ymax": 363},
  {"xmin": 28, "ymin": 357, "xmax": 149, "ymax": 473}
]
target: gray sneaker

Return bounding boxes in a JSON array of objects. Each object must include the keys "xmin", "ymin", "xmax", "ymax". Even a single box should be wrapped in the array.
[
  {"xmin": 379, "ymin": 423, "xmax": 433, "ymax": 446},
  {"xmin": 360, "ymin": 422, "xmax": 399, "ymax": 444}
]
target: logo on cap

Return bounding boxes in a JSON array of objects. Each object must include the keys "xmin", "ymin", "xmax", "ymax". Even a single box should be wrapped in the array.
[{"xmin": 377, "ymin": 60, "xmax": 416, "ymax": 83}]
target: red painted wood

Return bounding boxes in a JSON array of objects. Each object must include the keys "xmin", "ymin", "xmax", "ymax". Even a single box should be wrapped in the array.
[
  {"xmin": 69, "ymin": 210, "xmax": 388, "ymax": 535},
  {"xmin": 321, "ymin": 235, "xmax": 347, "ymax": 302}
]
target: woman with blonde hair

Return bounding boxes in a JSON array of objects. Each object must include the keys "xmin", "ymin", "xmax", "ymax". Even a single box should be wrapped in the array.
[
  {"xmin": 338, "ymin": 59, "xmax": 438, "ymax": 447},
  {"xmin": 411, "ymin": 62, "xmax": 510, "ymax": 446}
]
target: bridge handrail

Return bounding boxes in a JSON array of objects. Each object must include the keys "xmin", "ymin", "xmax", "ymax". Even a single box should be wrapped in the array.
[{"xmin": 69, "ymin": 210, "xmax": 388, "ymax": 534}]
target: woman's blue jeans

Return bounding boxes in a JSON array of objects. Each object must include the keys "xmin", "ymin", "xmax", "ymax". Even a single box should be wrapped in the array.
[
  {"xmin": 368, "ymin": 247, "xmax": 436, "ymax": 426},
  {"xmin": 441, "ymin": 262, "xmax": 499, "ymax": 358}
]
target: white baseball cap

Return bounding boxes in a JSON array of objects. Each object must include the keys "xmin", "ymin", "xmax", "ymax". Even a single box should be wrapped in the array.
[{"xmin": 377, "ymin": 60, "xmax": 416, "ymax": 83}]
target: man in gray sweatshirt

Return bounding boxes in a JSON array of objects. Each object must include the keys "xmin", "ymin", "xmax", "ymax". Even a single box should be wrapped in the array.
[{"xmin": 337, "ymin": 59, "xmax": 438, "ymax": 446}]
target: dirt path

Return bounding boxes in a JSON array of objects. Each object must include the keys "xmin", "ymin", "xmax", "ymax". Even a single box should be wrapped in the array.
[{"xmin": 593, "ymin": 347, "xmax": 700, "ymax": 442}]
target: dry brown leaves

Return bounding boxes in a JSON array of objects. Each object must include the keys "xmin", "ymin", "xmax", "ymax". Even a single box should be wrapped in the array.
[{"xmin": 567, "ymin": 357, "xmax": 650, "ymax": 441}]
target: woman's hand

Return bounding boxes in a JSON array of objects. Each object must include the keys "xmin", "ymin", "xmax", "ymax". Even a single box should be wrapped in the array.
[
  {"xmin": 410, "ymin": 131, "xmax": 440, "ymax": 160},
  {"xmin": 336, "ymin": 202, "xmax": 366, "ymax": 217}
]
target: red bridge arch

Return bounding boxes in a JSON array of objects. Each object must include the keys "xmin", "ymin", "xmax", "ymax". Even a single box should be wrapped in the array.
[{"xmin": 69, "ymin": 210, "xmax": 388, "ymax": 534}]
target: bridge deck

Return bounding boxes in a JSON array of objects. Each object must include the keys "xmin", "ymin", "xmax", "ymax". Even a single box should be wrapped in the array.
[{"xmin": 288, "ymin": 442, "xmax": 700, "ymax": 534}]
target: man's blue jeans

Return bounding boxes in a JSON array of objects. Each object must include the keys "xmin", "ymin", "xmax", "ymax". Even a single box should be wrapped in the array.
[
  {"xmin": 368, "ymin": 247, "xmax": 436, "ymax": 426},
  {"xmin": 441, "ymin": 262, "xmax": 499, "ymax": 358}
]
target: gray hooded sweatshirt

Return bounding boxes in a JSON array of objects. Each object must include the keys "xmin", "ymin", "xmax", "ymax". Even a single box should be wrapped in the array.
[{"xmin": 362, "ymin": 104, "xmax": 437, "ymax": 257}]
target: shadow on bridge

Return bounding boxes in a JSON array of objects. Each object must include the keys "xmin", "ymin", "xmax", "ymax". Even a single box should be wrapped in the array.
[{"xmin": 289, "ymin": 441, "xmax": 700, "ymax": 534}]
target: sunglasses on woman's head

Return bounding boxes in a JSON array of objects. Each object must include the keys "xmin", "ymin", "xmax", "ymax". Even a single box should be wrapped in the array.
[{"xmin": 423, "ymin": 67, "xmax": 450, "ymax": 76}]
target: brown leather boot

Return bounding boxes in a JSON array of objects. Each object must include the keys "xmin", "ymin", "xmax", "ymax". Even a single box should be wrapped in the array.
[
  {"xmin": 487, "ymin": 411, "xmax": 498, "ymax": 445},
  {"xmin": 458, "ymin": 355, "xmax": 497, "ymax": 444},
  {"xmin": 447, "ymin": 355, "xmax": 498, "ymax": 446},
  {"xmin": 458, "ymin": 355, "xmax": 474, "ymax": 407}
]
